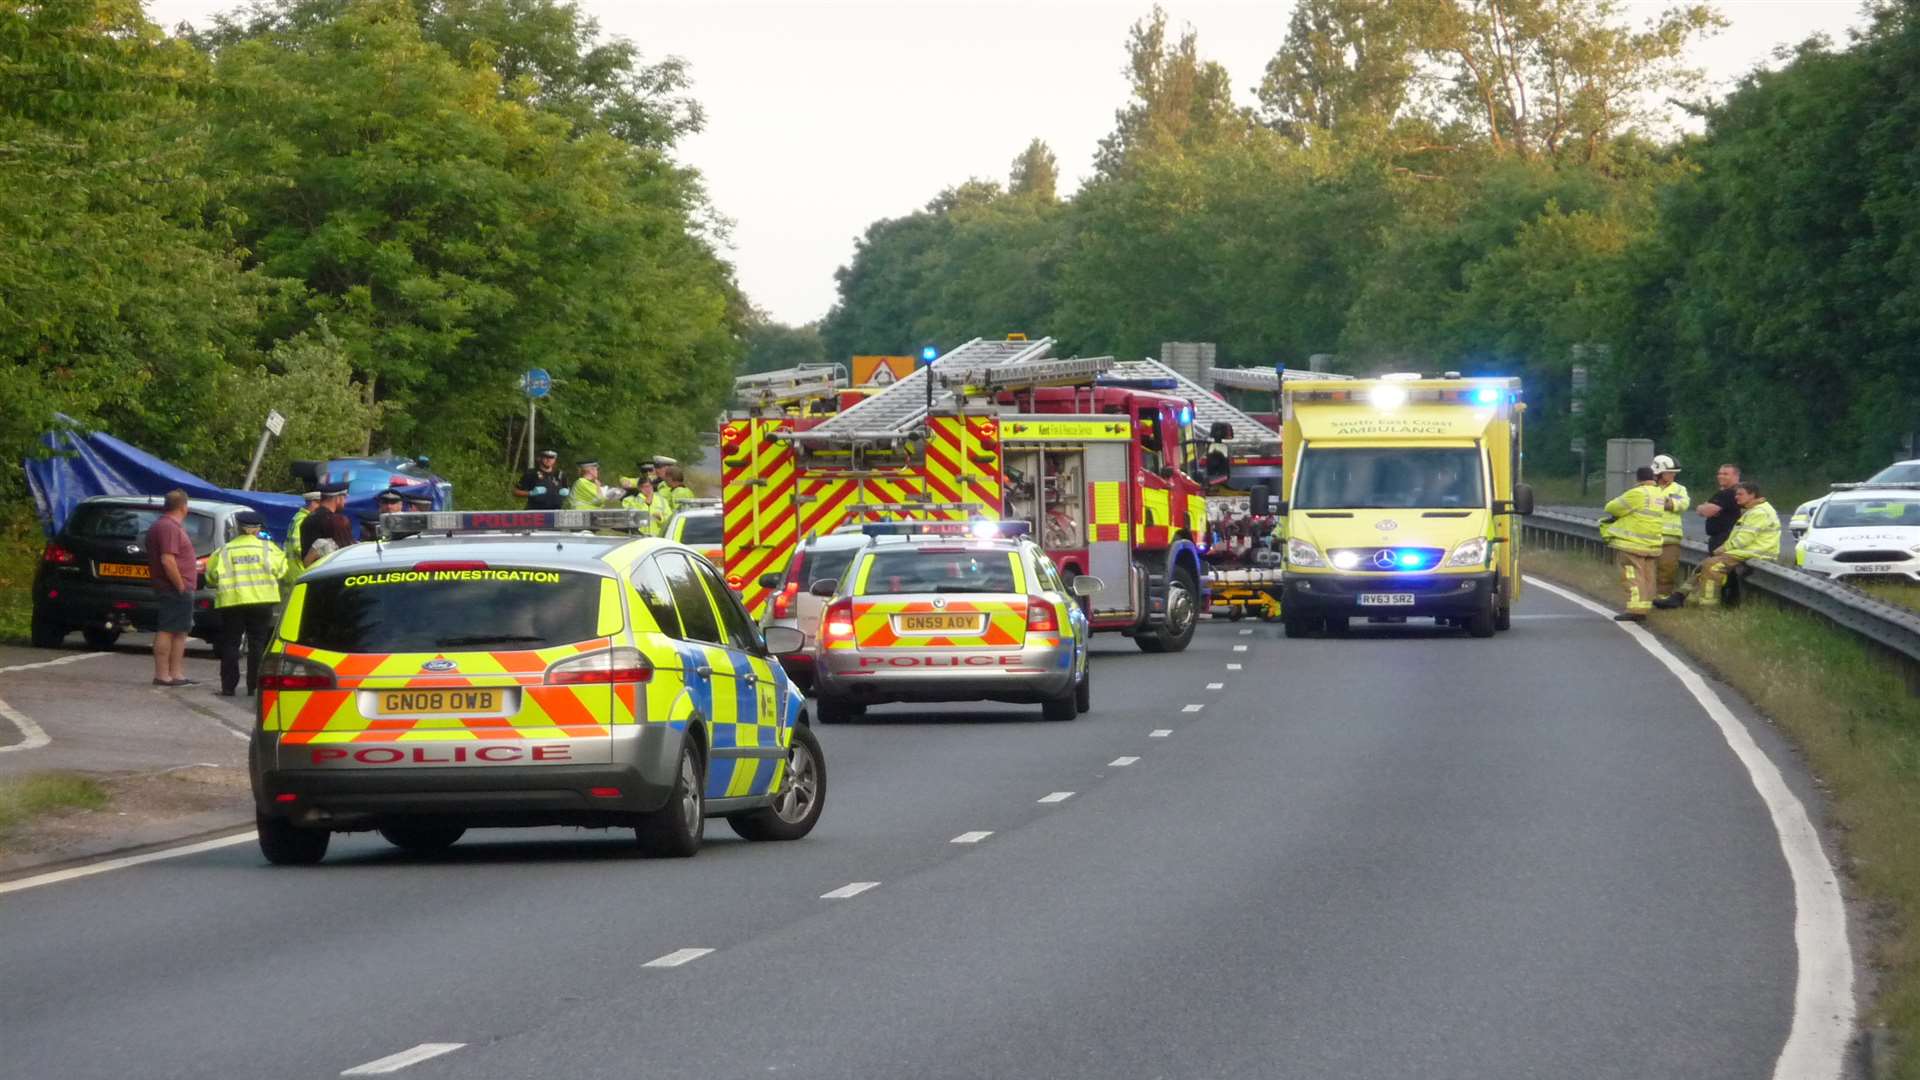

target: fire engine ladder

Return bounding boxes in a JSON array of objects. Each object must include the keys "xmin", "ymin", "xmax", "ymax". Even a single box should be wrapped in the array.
[
  {"xmin": 1206, "ymin": 366, "xmax": 1353, "ymax": 393},
  {"xmin": 1105, "ymin": 359, "xmax": 1283, "ymax": 455},
  {"xmin": 787, "ymin": 336, "xmax": 1060, "ymax": 444},
  {"xmin": 732, "ymin": 364, "xmax": 848, "ymax": 411}
]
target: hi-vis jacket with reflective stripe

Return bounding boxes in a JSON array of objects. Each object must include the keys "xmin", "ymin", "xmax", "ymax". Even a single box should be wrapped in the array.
[
  {"xmin": 205, "ymin": 534, "xmax": 288, "ymax": 607},
  {"xmin": 567, "ymin": 477, "xmax": 604, "ymax": 510},
  {"xmin": 1721, "ymin": 500, "xmax": 1781, "ymax": 561},
  {"xmin": 1602, "ymin": 484, "xmax": 1665, "ymax": 556},
  {"xmin": 1657, "ymin": 481, "xmax": 1691, "ymax": 540},
  {"xmin": 283, "ymin": 509, "xmax": 310, "ymax": 584}
]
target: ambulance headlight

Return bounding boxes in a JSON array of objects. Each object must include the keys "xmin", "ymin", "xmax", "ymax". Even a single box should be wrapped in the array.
[
  {"xmin": 1286, "ymin": 538, "xmax": 1327, "ymax": 568},
  {"xmin": 1368, "ymin": 385, "xmax": 1407, "ymax": 410},
  {"xmin": 1445, "ymin": 537, "xmax": 1489, "ymax": 567},
  {"xmin": 1331, "ymin": 550, "xmax": 1361, "ymax": 570}
]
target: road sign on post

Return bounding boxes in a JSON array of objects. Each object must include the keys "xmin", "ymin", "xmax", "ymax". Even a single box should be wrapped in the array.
[{"xmin": 523, "ymin": 369, "xmax": 551, "ymax": 399}]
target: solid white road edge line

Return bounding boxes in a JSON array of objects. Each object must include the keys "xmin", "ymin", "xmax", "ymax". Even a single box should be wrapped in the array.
[
  {"xmin": 1525, "ymin": 576, "xmax": 1854, "ymax": 1080},
  {"xmin": 0, "ymin": 830, "xmax": 255, "ymax": 895},
  {"xmin": 340, "ymin": 1043, "xmax": 465, "ymax": 1076},
  {"xmin": 0, "ymin": 696, "xmax": 51, "ymax": 753},
  {"xmin": 1108, "ymin": 757, "xmax": 1138, "ymax": 767},
  {"xmin": 1037, "ymin": 791, "xmax": 1074, "ymax": 803},
  {"xmin": 643, "ymin": 948, "xmax": 714, "ymax": 968},
  {"xmin": 0, "ymin": 652, "xmax": 113, "ymax": 675},
  {"xmin": 820, "ymin": 881, "xmax": 879, "ymax": 899},
  {"xmin": 1149, "ymin": 729, "xmax": 1172, "ymax": 738},
  {"xmin": 951, "ymin": 831, "xmax": 993, "ymax": 844}
]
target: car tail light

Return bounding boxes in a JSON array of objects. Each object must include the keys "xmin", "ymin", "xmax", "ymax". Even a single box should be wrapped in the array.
[
  {"xmin": 1025, "ymin": 597, "xmax": 1060, "ymax": 634},
  {"xmin": 821, "ymin": 597, "xmax": 856, "ymax": 645},
  {"xmin": 588, "ymin": 787, "xmax": 622, "ymax": 799},
  {"xmin": 413, "ymin": 561, "xmax": 488, "ymax": 572},
  {"xmin": 41, "ymin": 543, "xmax": 76, "ymax": 565},
  {"xmin": 546, "ymin": 646, "xmax": 652, "ymax": 685},
  {"xmin": 259, "ymin": 653, "xmax": 337, "ymax": 691},
  {"xmin": 770, "ymin": 581, "xmax": 801, "ymax": 619}
]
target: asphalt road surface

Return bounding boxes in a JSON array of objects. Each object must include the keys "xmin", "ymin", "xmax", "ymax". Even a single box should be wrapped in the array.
[{"xmin": 1, "ymin": 586, "xmax": 1822, "ymax": 1080}]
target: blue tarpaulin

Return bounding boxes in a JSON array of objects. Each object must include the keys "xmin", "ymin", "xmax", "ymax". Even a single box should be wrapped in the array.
[{"xmin": 24, "ymin": 419, "xmax": 433, "ymax": 538}]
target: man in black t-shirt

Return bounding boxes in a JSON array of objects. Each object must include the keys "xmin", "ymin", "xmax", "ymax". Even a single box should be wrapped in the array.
[
  {"xmin": 515, "ymin": 449, "xmax": 566, "ymax": 510},
  {"xmin": 1697, "ymin": 462, "xmax": 1743, "ymax": 553}
]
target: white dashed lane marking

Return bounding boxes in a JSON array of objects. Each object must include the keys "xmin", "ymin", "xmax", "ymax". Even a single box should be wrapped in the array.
[
  {"xmin": 1109, "ymin": 756, "xmax": 1139, "ymax": 767},
  {"xmin": 951, "ymin": 831, "xmax": 993, "ymax": 844},
  {"xmin": 1182, "ymin": 704, "xmax": 1204, "ymax": 713},
  {"xmin": 1150, "ymin": 729, "xmax": 1172, "ymax": 738},
  {"xmin": 1206, "ymin": 682, "xmax": 1224, "ymax": 690},
  {"xmin": 1227, "ymin": 663, "xmax": 1243, "ymax": 671},
  {"xmin": 1232, "ymin": 645, "xmax": 1248, "ymax": 652},
  {"xmin": 1238, "ymin": 629, "xmax": 1253, "ymax": 635},
  {"xmin": 642, "ymin": 948, "xmax": 714, "ymax": 968},
  {"xmin": 820, "ymin": 881, "xmax": 879, "ymax": 900},
  {"xmin": 1037, "ymin": 791, "xmax": 1075, "ymax": 804},
  {"xmin": 340, "ymin": 1043, "xmax": 465, "ymax": 1075}
]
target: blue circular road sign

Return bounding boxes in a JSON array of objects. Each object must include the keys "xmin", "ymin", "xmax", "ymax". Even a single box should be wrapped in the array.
[{"xmin": 524, "ymin": 369, "xmax": 551, "ymax": 399}]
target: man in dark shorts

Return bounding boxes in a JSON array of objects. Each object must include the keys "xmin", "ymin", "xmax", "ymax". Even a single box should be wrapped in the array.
[{"xmin": 145, "ymin": 489, "xmax": 200, "ymax": 687}]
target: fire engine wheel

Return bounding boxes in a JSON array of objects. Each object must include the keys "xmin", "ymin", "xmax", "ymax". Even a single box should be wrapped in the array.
[
  {"xmin": 635, "ymin": 739, "xmax": 704, "ymax": 858},
  {"xmin": 730, "ymin": 724, "xmax": 825, "ymax": 842},
  {"xmin": 378, "ymin": 823, "xmax": 466, "ymax": 853},
  {"xmin": 257, "ymin": 814, "xmax": 329, "ymax": 866}
]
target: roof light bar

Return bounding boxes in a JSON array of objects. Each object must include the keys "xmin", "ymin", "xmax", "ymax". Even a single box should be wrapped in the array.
[{"xmin": 380, "ymin": 509, "xmax": 651, "ymax": 538}]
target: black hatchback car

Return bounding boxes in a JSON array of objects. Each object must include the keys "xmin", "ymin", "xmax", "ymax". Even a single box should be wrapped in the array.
[{"xmin": 30, "ymin": 496, "xmax": 257, "ymax": 649}]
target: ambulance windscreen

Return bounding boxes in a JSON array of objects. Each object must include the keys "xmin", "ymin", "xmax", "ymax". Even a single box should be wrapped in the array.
[
  {"xmin": 859, "ymin": 549, "xmax": 1019, "ymax": 596},
  {"xmin": 1293, "ymin": 447, "xmax": 1484, "ymax": 510},
  {"xmin": 295, "ymin": 568, "xmax": 603, "ymax": 652}
]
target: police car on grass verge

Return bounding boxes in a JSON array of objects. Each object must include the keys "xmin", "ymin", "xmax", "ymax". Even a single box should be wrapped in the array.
[
  {"xmin": 250, "ymin": 508, "xmax": 823, "ymax": 865},
  {"xmin": 807, "ymin": 521, "xmax": 1100, "ymax": 724},
  {"xmin": 1789, "ymin": 459, "xmax": 1920, "ymax": 539},
  {"xmin": 1795, "ymin": 487, "xmax": 1920, "ymax": 581}
]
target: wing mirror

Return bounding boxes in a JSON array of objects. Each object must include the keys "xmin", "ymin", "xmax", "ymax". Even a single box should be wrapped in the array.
[
  {"xmin": 1496, "ymin": 483, "xmax": 1536, "ymax": 516},
  {"xmin": 761, "ymin": 626, "xmax": 805, "ymax": 655},
  {"xmin": 808, "ymin": 578, "xmax": 839, "ymax": 598},
  {"xmin": 758, "ymin": 571, "xmax": 783, "ymax": 590},
  {"xmin": 1070, "ymin": 575, "xmax": 1105, "ymax": 598},
  {"xmin": 1209, "ymin": 421, "xmax": 1234, "ymax": 442}
]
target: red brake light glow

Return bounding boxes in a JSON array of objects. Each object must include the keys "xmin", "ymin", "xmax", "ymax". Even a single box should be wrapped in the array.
[
  {"xmin": 771, "ymin": 581, "xmax": 801, "ymax": 619},
  {"xmin": 1025, "ymin": 597, "xmax": 1060, "ymax": 634},
  {"xmin": 259, "ymin": 654, "xmax": 337, "ymax": 691},
  {"xmin": 822, "ymin": 597, "xmax": 856, "ymax": 644},
  {"xmin": 546, "ymin": 647, "xmax": 652, "ymax": 685},
  {"xmin": 41, "ymin": 544, "xmax": 76, "ymax": 565}
]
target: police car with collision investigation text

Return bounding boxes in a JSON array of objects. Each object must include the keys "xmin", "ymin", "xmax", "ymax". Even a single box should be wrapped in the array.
[
  {"xmin": 249, "ymin": 508, "xmax": 824, "ymax": 864},
  {"xmin": 807, "ymin": 521, "xmax": 1100, "ymax": 724}
]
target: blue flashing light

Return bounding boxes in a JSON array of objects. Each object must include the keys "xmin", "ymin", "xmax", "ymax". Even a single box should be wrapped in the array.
[
  {"xmin": 1180, "ymin": 406, "xmax": 1193, "ymax": 425},
  {"xmin": 920, "ymin": 345, "xmax": 938, "ymax": 364},
  {"xmin": 1395, "ymin": 550, "xmax": 1424, "ymax": 568},
  {"xmin": 1474, "ymin": 387, "xmax": 1500, "ymax": 405}
]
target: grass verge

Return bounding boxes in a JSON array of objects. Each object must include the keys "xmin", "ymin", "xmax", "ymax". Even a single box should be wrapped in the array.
[
  {"xmin": 0, "ymin": 772, "xmax": 110, "ymax": 840},
  {"xmin": 1528, "ymin": 546, "xmax": 1920, "ymax": 1072},
  {"xmin": 1859, "ymin": 579, "xmax": 1920, "ymax": 616},
  {"xmin": 0, "ymin": 512, "xmax": 41, "ymax": 645}
]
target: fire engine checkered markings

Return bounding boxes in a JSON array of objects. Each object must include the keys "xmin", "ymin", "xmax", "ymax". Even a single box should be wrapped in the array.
[
  {"xmin": 720, "ymin": 418, "xmax": 800, "ymax": 617},
  {"xmin": 1089, "ymin": 481, "xmax": 1128, "ymax": 543}
]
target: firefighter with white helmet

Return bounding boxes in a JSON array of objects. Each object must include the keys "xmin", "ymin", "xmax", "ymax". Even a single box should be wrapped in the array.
[{"xmin": 1651, "ymin": 454, "xmax": 1689, "ymax": 601}]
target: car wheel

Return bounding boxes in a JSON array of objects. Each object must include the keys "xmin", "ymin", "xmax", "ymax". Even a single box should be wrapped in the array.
[
  {"xmin": 635, "ymin": 738, "xmax": 704, "ymax": 858},
  {"xmin": 815, "ymin": 696, "xmax": 864, "ymax": 724},
  {"xmin": 257, "ymin": 814, "xmax": 329, "ymax": 866},
  {"xmin": 30, "ymin": 612, "xmax": 64, "ymax": 649},
  {"xmin": 1074, "ymin": 658, "xmax": 1092, "ymax": 714},
  {"xmin": 728, "ymin": 724, "xmax": 826, "ymax": 842},
  {"xmin": 378, "ymin": 823, "xmax": 466, "ymax": 853},
  {"xmin": 1466, "ymin": 602, "xmax": 1497, "ymax": 638},
  {"xmin": 1041, "ymin": 683, "xmax": 1078, "ymax": 722},
  {"xmin": 81, "ymin": 626, "xmax": 121, "ymax": 650}
]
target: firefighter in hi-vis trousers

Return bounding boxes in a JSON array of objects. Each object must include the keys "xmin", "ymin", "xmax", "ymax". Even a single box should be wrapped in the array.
[
  {"xmin": 1599, "ymin": 466, "xmax": 1663, "ymax": 622},
  {"xmin": 1651, "ymin": 454, "xmax": 1689, "ymax": 601},
  {"xmin": 1656, "ymin": 481, "xmax": 1780, "ymax": 609}
]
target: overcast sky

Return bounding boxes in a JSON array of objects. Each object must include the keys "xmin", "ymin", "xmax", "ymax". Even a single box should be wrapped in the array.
[{"xmin": 145, "ymin": 0, "xmax": 1872, "ymax": 325}]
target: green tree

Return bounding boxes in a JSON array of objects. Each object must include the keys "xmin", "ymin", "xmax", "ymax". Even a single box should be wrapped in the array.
[
  {"xmin": 1257, "ymin": 0, "xmax": 1419, "ymax": 145},
  {"xmin": 739, "ymin": 316, "xmax": 826, "ymax": 376},
  {"xmin": 1093, "ymin": 6, "xmax": 1252, "ymax": 178},
  {"xmin": 1009, "ymin": 138, "xmax": 1060, "ymax": 201}
]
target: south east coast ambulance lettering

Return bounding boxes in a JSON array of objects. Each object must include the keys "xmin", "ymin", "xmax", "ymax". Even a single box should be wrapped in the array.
[
  {"xmin": 311, "ymin": 745, "xmax": 573, "ymax": 765},
  {"xmin": 342, "ymin": 569, "xmax": 563, "ymax": 587}
]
